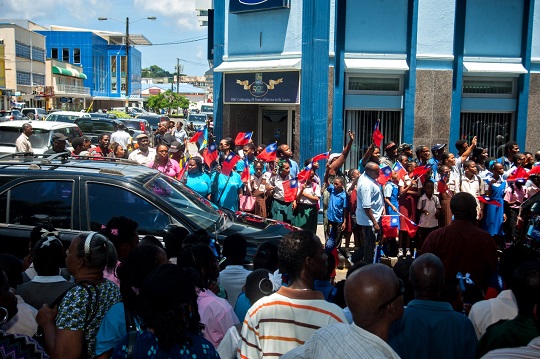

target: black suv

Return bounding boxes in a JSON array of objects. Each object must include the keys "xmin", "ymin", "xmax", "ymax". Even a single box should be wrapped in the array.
[
  {"xmin": 74, "ymin": 117, "xmax": 126, "ymax": 144},
  {"xmin": 0, "ymin": 155, "xmax": 292, "ymax": 258}
]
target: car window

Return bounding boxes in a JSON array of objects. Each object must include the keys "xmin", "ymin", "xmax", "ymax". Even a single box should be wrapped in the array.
[
  {"xmin": 87, "ymin": 182, "xmax": 170, "ymax": 236},
  {"xmin": 0, "ymin": 180, "xmax": 73, "ymax": 229},
  {"xmin": 37, "ymin": 109, "xmax": 47, "ymax": 115}
]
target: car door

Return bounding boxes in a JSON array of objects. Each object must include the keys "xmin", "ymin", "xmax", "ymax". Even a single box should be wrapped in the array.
[{"xmin": 0, "ymin": 176, "xmax": 81, "ymax": 257}]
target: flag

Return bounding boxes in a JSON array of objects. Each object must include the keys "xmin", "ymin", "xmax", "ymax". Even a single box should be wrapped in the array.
[
  {"xmin": 507, "ymin": 167, "xmax": 529, "ymax": 182},
  {"xmin": 202, "ymin": 142, "xmax": 219, "ymax": 167},
  {"xmin": 190, "ymin": 126, "xmax": 208, "ymax": 149},
  {"xmin": 221, "ymin": 152, "xmax": 240, "ymax": 176},
  {"xmin": 382, "ymin": 215, "xmax": 400, "ymax": 237},
  {"xmin": 234, "ymin": 131, "xmax": 253, "ymax": 146},
  {"xmin": 438, "ymin": 175, "xmax": 449, "ymax": 194},
  {"xmin": 412, "ymin": 165, "xmax": 431, "ymax": 178},
  {"xmin": 311, "ymin": 151, "xmax": 330, "ymax": 162},
  {"xmin": 297, "ymin": 162, "xmax": 313, "ymax": 182},
  {"xmin": 377, "ymin": 165, "xmax": 392, "ymax": 185},
  {"xmin": 477, "ymin": 195, "xmax": 502, "ymax": 207},
  {"xmin": 529, "ymin": 166, "xmax": 540, "ymax": 176},
  {"xmin": 393, "ymin": 161, "xmax": 407, "ymax": 181},
  {"xmin": 401, "ymin": 217, "xmax": 418, "ymax": 238},
  {"xmin": 241, "ymin": 157, "xmax": 250, "ymax": 183},
  {"xmin": 177, "ymin": 158, "xmax": 189, "ymax": 180},
  {"xmin": 372, "ymin": 120, "xmax": 384, "ymax": 148},
  {"xmin": 282, "ymin": 177, "xmax": 299, "ymax": 202},
  {"xmin": 257, "ymin": 142, "xmax": 278, "ymax": 163}
]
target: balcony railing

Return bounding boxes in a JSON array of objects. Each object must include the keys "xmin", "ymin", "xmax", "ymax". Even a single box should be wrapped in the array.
[{"xmin": 55, "ymin": 84, "xmax": 91, "ymax": 96}]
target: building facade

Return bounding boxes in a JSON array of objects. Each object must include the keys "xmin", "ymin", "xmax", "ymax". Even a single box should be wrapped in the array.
[{"xmin": 211, "ymin": 0, "xmax": 540, "ymax": 167}]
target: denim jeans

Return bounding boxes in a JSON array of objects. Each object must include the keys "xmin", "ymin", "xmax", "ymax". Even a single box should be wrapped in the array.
[{"xmin": 361, "ymin": 224, "xmax": 381, "ymax": 263}]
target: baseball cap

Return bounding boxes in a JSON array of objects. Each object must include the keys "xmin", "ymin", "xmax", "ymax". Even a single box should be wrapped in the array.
[
  {"xmin": 398, "ymin": 143, "xmax": 412, "ymax": 151},
  {"xmin": 329, "ymin": 153, "xmax": 341, "ymax": 162},
  {"xmin": 384, "ymin": 141, "xmax": 397, "ymax": 151},
  {"xmin": 136, "ymin": 134, "xmax": 149, "ymax": 140},
  {"xmin": 169, "ymin": 141, "xmax": 181, "ymax": 153},
  {"xmin": 431, "ymin": 143, "xmax": 447, "ymax": 152},
  {"xmin": 52, "ymin": 133, "xmax": 68, "ymax": 141}
]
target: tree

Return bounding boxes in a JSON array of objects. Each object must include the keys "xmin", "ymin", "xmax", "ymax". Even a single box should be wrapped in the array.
[
  {"xmin": 142, "ymin": 65, "xmax": 173, "ymax": 79},
  {"xmin": 146, "ymin": 90, "xmax": 190, "ymax": 115}
]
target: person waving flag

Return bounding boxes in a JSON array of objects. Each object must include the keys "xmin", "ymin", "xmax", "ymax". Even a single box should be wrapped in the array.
[
  {"xmin": 257, "ymin": 142, "xmax": 278, "ymax": 163},
  {"xmin": 372, "ymin": 119, "xmax": 384, "ymax": 148},
  {"xmin": 234, "ymin": 131, "xmax": 253, "ymax": 146}
]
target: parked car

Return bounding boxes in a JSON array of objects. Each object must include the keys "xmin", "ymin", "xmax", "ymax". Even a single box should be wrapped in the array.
[
  {"xmin": 0, "ymin": 110, "xmax": 28, "ymax": 122},
  {"xmin": 89, "ymin": 112, "xmax": 117, "ymax": 119},
  {"xmin": 21, "ymin": 108, "xmax": 47, "ymax": 120},
  {"xmin": 0, "ymin": 120, "xmax": 83, "ymax": 154},
  {"xmin": 121, "ymin": 118, "xmax": 152, "ymax": 143},
  {"xmin": 135, "ymin": 114, "xmax": 170, "ymax": 133},
  {"xmin": 186, "ymin": 113, "xmax": 208, "ymax": 134},
  {"xmin": 45, "ymin": 111, "xmax": 91, "ymax": 122},
  {"xmin": 0, "ymin": 157, "xmax": 294, "ymax": 259},
  {"xmin": 74, "ymin": 117, "xmax": 126, "ymax": 144}
]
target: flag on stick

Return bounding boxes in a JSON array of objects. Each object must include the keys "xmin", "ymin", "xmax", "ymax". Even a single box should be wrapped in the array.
[{"xmin": 372, "ymin": 120, "xmax": 384, "ymax": 147}]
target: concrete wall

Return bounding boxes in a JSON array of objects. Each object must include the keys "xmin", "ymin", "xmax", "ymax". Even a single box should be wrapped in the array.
[
  {"xmin": 526, "ymin": 73, "xmax": 540, "ymax": 151},
  {"xmin": 416, "ymin": 0, "xmax": 455, "ymax": 59},
  {"xmin": 413, "ymin": 70, "xmax": 453, "ymax": 147},
  {"xmin": 222, "ymin": 104, "xmax": 259, "ymax": 139}
]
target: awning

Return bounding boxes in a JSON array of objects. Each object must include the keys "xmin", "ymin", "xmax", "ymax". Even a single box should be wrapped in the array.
[
  {"xmin": 214, "ymin": 58, "xmax": 301, "ymax": 73},
  {"xmin": 344, "ymin": 59, "xmax": 409, "ymax": 74},
  {"xmin": 463, "ymin": 62, "xmax": 527, "ymax": 76},
  {"xmin": 52, "ymin": 66, "xmax": 88, "ymax": 80}
]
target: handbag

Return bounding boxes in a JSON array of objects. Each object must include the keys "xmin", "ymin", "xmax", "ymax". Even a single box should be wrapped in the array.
[{"xmin": 239, "ymin": 194, "xmax": 256, "ymax": 212}]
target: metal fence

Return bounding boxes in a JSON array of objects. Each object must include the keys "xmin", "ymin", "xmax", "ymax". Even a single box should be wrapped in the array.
[
  {"xmin": 344, "ymin": 110, "xmax": 402, "ymax": 170},
  {"xmin": 460, "ymin": 112, "xmax": 514, "ymax": 158}
]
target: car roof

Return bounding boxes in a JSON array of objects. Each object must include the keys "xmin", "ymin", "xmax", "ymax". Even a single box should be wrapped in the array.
[
  {"xmin": 0, "ymin": 156, "xmax": 157, "ymax": 182},
  {"xmin": 47, "ymin": 111, "xmax": 91, "ymax": 117},
  {"xmin": 0, "ymin": 120, "xmax": 79, "ymax": 130}
]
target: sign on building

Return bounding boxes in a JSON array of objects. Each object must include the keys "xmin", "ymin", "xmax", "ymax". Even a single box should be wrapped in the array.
[{"xmin": 224, "ymin": 71, "xmax": 299, "ymax": 104}]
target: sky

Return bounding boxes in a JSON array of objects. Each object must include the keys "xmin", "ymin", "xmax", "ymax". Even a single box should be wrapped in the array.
[{"xmin": 2, "ymin": 0, "xmax": 210, "ymax": 76}]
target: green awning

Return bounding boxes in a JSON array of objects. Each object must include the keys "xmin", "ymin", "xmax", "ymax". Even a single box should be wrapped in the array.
[{"xmin": 52, "ymin": 66, "xmax": 87, "ymax": 80}]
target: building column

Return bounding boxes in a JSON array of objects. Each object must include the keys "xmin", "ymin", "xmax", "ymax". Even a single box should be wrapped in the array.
[
  {"xmin": 299, "ymin": 0, "xmax": 330, "ymax": 165},
  {"xmin": 403, "ymin": 0, "xmax": 419, "ymax": 144},
  {"xmin": 213, "ymin": 5, "xmax": 225, "ymax": 140},
  {"xmin": 517, "ymin": 0, "xmax": 534, "ymax": 149},
  {"xmin": 331, "ymin": 0, "xmax": 346, "ymax": 153},
  {"xmin": 449, "ymin": 0, "xmax": 467, "ymax": 149}
]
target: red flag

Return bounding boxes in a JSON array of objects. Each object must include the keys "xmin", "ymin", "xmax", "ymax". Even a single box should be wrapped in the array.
[
  {"xmin": 257, "ymin": 142, "xmax": 278, "ymax": 163},
  {"xmin": 177, "ymin": 159, "xmax": 189, "ymax": 180},
  {"xmin": 507, "ymin": 167, "xmax": 529, "ymax": 182},
  {"xmin": 529, "ymin": 166, "xmax": 540, "ymax": 176},
  {"xmin": 297, "ymin": 163, "xmax": 313, "ymax": 182},
  {"xmin": 311, "ymin": 151, "xmax": 330, "ymax": 162},
  {"xmin": 382, "ymin": 215, "xmax": 400, "ymax": 237},
  {"xmin": 221, "ymin": 152, "xmax": 240, "ymax": 176},
  {"xmin": 372, "ymin": 120, "xmax": 383, "ymax": 148},
  {"xmin": 241, "ymin": 157, "xmax": 250, "ymax": 183},
  {"xmin": 412, "ymin": 165, "xmax": 431, "ymax": 178},
  {"xmin": 189, "ymin": 128, "xmax": 204, "ymax": 143},
  {"xmin": 401, "ymin": 217, "xmax": 418, "ymax": 238},
  {"xmin": 438, "ymin": 179, "xmax": 449, "ymax": 194},
  {"xmin": 377, "ymin": 165, "xmax": 393, "ymax": 185},
  {"xmin": 282, "ymin": 177, "xmax": 299, "ymax": 202},
  {"xmin": 477, "ymin": 195, "xmax": 502, "ymax": 207},
  {"xmin": 202, "ymin": 142, "xmax": 219, "ymax": 167},
  {"xmin": 392, "ymin": 161, "xmax": 407, "ymax": 181},
  {"xmin": 234, "ymin": 131, "xmax": 253, "ymax": 146}
]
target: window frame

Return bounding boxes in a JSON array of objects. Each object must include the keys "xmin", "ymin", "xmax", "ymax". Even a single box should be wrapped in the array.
[{"xmin": 345, "ymin": 74, "xmax": 404, "ymax": 96}]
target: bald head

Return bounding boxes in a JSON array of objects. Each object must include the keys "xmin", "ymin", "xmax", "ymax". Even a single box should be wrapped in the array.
[
  {"xmin": 410, "ymin": 253, "xmax": 445, "ymax": 300},
  {"xmin": 365, "ymin": 161, "xmax": 379, "ymax": 172},
  {"xmin": 450, "ymin": 192, "xmax": 477, "ymax": 220},
  {"xmin": 345, "ymin": 263, "xmax": 403, "ymax": 333}
]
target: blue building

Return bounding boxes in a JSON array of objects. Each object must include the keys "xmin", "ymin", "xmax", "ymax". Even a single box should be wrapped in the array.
[
  {"xmin": 36, "ymin": 25, "xmax": 147, "ymax": 110},
  {"xmin": 210, "ymin": 0, "xmax": 540, "ymax": 168}
]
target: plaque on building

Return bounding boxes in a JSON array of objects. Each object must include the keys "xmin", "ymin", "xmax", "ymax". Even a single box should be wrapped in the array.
[
  {"xmin": 224, "ymin": 71, "xmax": 299, "ymax": 104},
  {"xmin": 229, "ymin": 0, "xmax": 290, "ymax": 14}
]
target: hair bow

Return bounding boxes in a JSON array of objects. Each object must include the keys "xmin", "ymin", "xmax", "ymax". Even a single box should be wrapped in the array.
[
  {"xmin": 456, "ymin": 272, "xmax": 474, "ymax": 292},
  {"xmin": 268, "ymin": 269, "xmax": 282, "ymax": 292}
]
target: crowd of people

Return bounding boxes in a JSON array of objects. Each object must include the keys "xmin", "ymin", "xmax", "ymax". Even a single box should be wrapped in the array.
[{"xmin": 5, "ymin": 120, "xmax": 540, "ymax": 358}]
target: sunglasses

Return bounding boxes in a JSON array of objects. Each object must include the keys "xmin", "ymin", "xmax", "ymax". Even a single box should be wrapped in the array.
[{"xmin": 378, "ymin": 278, "xmax": 404, "ymax": 310}]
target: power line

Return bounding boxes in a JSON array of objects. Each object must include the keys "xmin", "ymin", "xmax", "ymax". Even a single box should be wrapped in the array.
[{"xmin": 149, "ymin": 37, "xmax": 207, "ymax": 46}]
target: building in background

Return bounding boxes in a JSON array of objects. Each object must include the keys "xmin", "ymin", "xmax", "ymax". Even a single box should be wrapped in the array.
[
  {"xmin": 45, "ymin": 59, "xmax": 90, "ymax": 111},
  {"xmin": 203, "ymin": 0, "xmax": 540, "ymax": 166},
  {"xmin": 0, "ymin": 20, "xmax": 47, "ymax": 110},
  {"xmin": 141, "ymin": 83, "xmax": 206, "ymax": 103}
]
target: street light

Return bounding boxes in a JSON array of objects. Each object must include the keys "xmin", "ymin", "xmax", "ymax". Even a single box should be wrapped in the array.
[{"xmin": 98, "ymin": 16, "xmax": 156, "ymax": 111}]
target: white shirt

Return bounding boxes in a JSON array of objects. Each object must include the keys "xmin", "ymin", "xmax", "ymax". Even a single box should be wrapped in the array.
[
  {"xmin": 128, "ymin": 147, "xmax": 156, "ymax": 166},
  {"xmin": 15, "ymin": 133, "xmax": 32, "ymax": 152},
  {"xmin": 468, "ymin": 289, "xmax": 518, "ymax": 339},
  {"xmin": 110, "ymin": 130, "xmax": 131, "ymax": 149},
  {"xmin": 417, "ymin": 194, "xmax": 441, "ymax": 228},
  {"xmin": 218, "ymin": 265, "xmax": 251, "ymax": 308},
  {"xmin": 356, "ymin": 174, "xmax": 384, "ymax": 226}
]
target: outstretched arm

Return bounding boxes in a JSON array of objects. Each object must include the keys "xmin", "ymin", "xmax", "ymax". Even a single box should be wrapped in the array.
[
  {"xmin": 459, "ymin": 136, "xmax": 477, "ymax": 162},
  {"xmin": 329, "ymin": 131, "xmax": 355, "ymax": 171}
]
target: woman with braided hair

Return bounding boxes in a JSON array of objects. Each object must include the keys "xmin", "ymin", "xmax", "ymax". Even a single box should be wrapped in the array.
[{"xmin": 266, "ymin": 159, "xmax": 296, "ymax": 224}]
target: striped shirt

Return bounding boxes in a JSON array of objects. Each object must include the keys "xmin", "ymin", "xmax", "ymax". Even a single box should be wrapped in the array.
[{"xmin": 238, "ymin": 286, "xmax": 346, "ymax": 359}]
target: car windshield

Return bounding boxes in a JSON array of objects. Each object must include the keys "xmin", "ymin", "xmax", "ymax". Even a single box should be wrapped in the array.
[
  {"xmin": 189, "ymin": 114, "xmax": 207, "ymax": 122},
  {"xmin": 0, "ymin": 127, "xmax": 50, "ymax": 148},
  {"xmin": 200, "ymin": 105, "xmax": 213, "ymax": 113},
  {"xmin": 144, "ymin": 174, "xmax": 222, "ymax": 230},
  {"xmin": 47, "ymin": 114, "xmax": 80, "ymax": 122}
]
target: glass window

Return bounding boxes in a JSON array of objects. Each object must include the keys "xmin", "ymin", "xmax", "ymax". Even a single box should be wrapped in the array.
[
  {"xmin": 462, "ymin": 78, "xmax": 515, "ymax": 97},
  {"xmin": 15, "ymin": 41, "xmax": 31, "ymax": 59},
  {"xmin": 0, "ymin": 180, "xmax": 73, "ymax": 229},
  {"xmin": 460, "ymin": 112, "xmax": 515, "ymax": 157},
  {"xmin": 62, "ymin": 48, "xmax": 69, "ymax": 62},
  {"xmin": 52, "ymin": 48, "xmax": 58, "ymax": 59},
  {"xmin": 74, "ymin": 48, "xmax": 81, "ymax": 64},
  {"xmin": 347, "ymin": 76, "xmax": 402, "ymax": 94},
  {"xmin": 16, "ymin": 71, "xmax": 31, "ymax": 86},
  {"xmin": 32, "ymin": 47, "xmax": 45, "ymax": 63},
  {"xmin": 87, "ymin": 183, "xmax": 170, "ymax": 235}
]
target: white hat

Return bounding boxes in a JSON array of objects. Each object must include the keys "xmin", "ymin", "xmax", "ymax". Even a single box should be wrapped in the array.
[{"xmin": 329, "ymin": 153, "xmax": 340, "ymax": 162}]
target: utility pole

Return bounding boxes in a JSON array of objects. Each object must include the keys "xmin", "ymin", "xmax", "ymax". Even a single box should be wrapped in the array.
[{"xmin": 176, "ymin": 58, "xmax": 180, "ymax": 94}]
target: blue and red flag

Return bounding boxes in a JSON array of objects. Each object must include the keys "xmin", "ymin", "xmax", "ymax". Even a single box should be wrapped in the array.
[
  {"xmin": 507, "ymin": 167, "xmax": 529, "ymax": 182},
  {"xmin": 382, "ymin": 215, "xmax": 400, "ymax": 237},
  {"xmin": 401, "ymin": 216, "xmax": 418, "ymax": 238},
  {"xmin": 311, "ymin": 151, "xmax": 330, "ymax": 162},
  {"xmin": 221, "ymin": 152, "xmax": 240, "ymax": 176},
  {"xmin": 257, "ymin": 142, "xmax": 278, "ymax": 163},
  {"xmin": 392, "ymin": 161, "xmax": 407, "ymax": 181},
  {"xmin": 234, "ymin": 131, "xmax": 253, "ymax": 146},
  {"xmin": 203, "ymin": 142, "xmax": 219, "ymax": 167},
  {"xmin": 377, "ymin": 165, "xmax": 392, "ymax": 185},
  {"xmin": 411, "ymin": 165, "xmax": 431, "ymax": 179},
  {"xmin": 189, "ymin": 126, "xmax": 208, "ymax": 150},
  {"xmin": 241, "ymin": 156, "xmax": 250, "ymax": 183},
  {"xmin": 372, "ymin": 119, "xmax": 383, "ymax": 148},
  {"xmin": 282, "ymin": 177, "xmax": 299, "ymax": 202},
  {"xmin": 438, "ymin": 173, "xmax": 449, "ymax": 194},
  {"xmin": 477, "ymin": 195, "xmax": 502, "ymax": 207},
  {"xmin": 297, "ymin": 162, "xmax": 313, "ymax": 182},
  {"xmin": 177, "ymin": 158, "xmax": 189, "ymax": 180}
]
